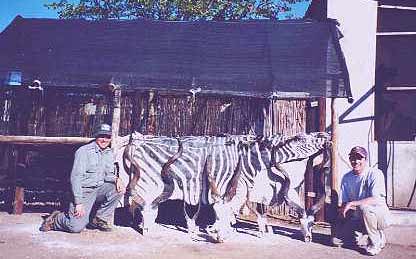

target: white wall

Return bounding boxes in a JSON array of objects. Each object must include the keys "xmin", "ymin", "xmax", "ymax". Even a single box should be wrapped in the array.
[{"xmin": 326, "ymin": 0, "xmax": 379, "ymax": 185}]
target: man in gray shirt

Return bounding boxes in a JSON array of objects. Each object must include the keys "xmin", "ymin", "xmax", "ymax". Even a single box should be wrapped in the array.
[
  {"xmin": 40, "ymin": 123, "xmax": 125, "ymax": 232},
  {"xmin": 331, "ymin": 146, "xmax": 391, "ymax": 256}
]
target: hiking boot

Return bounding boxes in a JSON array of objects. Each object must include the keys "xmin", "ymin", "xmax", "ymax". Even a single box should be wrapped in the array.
[
  {"xmin": 39, "ymin": 211, "xmax": 60, "ymax": 232},
  {"xmin": 87, "ymin": 217, "xmax": 113, "ymax": 232}
]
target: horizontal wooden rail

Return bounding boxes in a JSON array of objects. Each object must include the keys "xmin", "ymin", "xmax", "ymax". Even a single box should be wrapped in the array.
[{"xmin": 0, "ymin": 135, "xmax": 93, "ymax": 145}]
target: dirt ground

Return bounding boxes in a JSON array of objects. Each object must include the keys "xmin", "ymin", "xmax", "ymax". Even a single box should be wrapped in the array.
[{"xmin": 0, "ymin": 211, "xmax": 415, "ymax": 259}]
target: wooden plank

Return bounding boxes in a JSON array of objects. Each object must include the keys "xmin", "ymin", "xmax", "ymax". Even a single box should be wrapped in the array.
[{"xmin": 0, "ymin": 135, "xmax": 92, "ymax": 145}]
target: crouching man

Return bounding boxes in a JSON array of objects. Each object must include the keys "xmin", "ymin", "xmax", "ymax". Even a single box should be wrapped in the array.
[
  {"xmin": 40, "ymin": 123, "xmax": 125, "ymax": 233},
  {"xmin": 331, "ymin": 146, "xmax": 391, "ymax": 256}
]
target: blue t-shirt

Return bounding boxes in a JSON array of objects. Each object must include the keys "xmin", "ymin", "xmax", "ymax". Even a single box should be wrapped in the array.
[{"xmin": 341, "ymin": 166, "xmax": 388, "ymax": 207}]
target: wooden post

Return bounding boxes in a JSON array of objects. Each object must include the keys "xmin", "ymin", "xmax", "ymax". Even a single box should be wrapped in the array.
[
  {"xmin": 13, "ymin": 186, "xmax": 24, "ymax": 215},
  {"xmin": 305, "ymin": 99, "xmax": 317, "ymax": 211},
  {"xmin": 12, "ymin": 148, "xmax": 25, "ymax": 215},
  {"xmin": 111, "ymin": 84, "xmax": 121, "ymax": 152},
  {"xmin": 147, "ymin": 91, "xmax": 157, "ymax": 135},
  {"xmin": 315, "ymin": 97, "xmax": 327, "ymax": 222},
  {"xmin": 330, "ymin": 97, "xmax": 339, "ymax": 236},
  {"xmin": 318, "ymin": 98, "xmax": 326, "ymax": 132},
  {"xmin": 330, "ymin": 98, "xmax": 339, "ymax": 198},
  {"xmin": 109, "ymin": 84, "xmax": 122, "ymax": 221}
]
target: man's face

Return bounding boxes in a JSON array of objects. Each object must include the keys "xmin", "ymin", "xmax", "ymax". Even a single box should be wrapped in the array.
[
  {"xmin": 95, "ymin": 135, "xmax": 111, "ymax": 150},
  {"xmin": 349, "ymin": 154, "xmax": 366, "ymax": 174}
]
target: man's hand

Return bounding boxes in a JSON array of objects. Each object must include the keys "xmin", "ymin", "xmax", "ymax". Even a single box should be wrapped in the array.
[
  {"xmin": 341, "ymin": 202, "xmax": 357, "ymax": 218},
  {"xmin": 74, "ymin": 204, "xmax": 85, "ymax": 218},
  {"xmin": 116, "ymin": 177, "xmax": 126, "ymax": 194}
]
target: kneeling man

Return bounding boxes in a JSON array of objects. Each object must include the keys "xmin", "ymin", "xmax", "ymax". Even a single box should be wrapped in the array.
[
  {"xmin": 332, "ymin": 146, "xmax": 391, "ymax": 256},
  {"xmin": 40, "ymin": 123, "xmax": 124, "ymax": 232}
]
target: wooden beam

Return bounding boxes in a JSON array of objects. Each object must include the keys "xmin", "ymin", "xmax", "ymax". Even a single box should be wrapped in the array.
[
  {"xmin": 0, "ymin": 135, "xmax": 93, "ymax": 145},
  {"xmin": 331, "ymin": 98, "xmax": 339, "ymax": 196},
  {"xmin": 330, "ymin": 98, "xmax": 339, "ymax": 236},
  {"xmin": 386, "ymin": 86, "xmax": 416, "ymax": 91},
  {"xmin": 379, "ymin": 5, "xmax": 416, "ymax": 11},
  {"xmin": 147, "ymin": 91, "xmax": 157, "ymax": 135},
  {"xmin": 330, "ymin": 98, "xmax": 339, "ymax": 197},
  {"xmin": 305, "ymin": 99, "xmax": 318, "ymax": 212},
  {"xmin": 111, "ymin": 84, "xmax": 122, "ymax": 152},
  {"xmin": 316, "ymin": 97, "xmax": 327, "ymax": 222},
  {"xmin": 12, "ymin": 186, "xmax": 24, "ymax": 215},
  {"xmin": 377, "ymin": 32, "xmax": 416, "ymax": 36}
]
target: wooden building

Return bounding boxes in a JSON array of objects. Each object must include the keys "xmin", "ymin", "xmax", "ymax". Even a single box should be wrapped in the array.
[{"xmin": 0, "ymin": 16, "xmax": 351, "ymax": 217}]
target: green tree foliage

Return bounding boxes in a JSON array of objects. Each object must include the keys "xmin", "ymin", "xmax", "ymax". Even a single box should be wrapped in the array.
[{"xmin": 45, "ymin": 0, "xmax": 309, "ymax": 21}]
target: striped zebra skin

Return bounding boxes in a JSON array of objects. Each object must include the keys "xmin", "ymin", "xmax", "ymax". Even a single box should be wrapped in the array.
[
  {"xmin": 234, "ymin": 132, "xmax": 331, "ymax": 242},
  {"xmin": 118, "ymin": 134, "xmax": 208, "ymax": 234},
  {"xmin": 117, "ymin": 133, "xmax": 254, "ymax": 236},
  {"xmin": 116, "ymin": 132, "xmax": 330, "ymax": 242}
]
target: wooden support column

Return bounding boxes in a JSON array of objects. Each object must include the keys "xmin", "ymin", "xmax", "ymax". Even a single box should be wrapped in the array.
[
  {"xmin": 330, "ymin": 98, "xmax": 339, "ymax": 199},
  {"xmin": 12, "ymin": 148, "xmax": 25, "ymax": 215},
  {"xmin": 13, "ymin": 186, "xmax": 24, "ymax": 215},
  {"xmin": 305, "ymin": 99, "xmax": 318, "ymax": 211},
  {"xmin": 304, "ymin": 98, "xmax": 327, "ymax": 222},
  {"xmin": 110, "ymin": 84, "xmax": 121, "ymax": 152},
  {"xmin": 315, "ymin": 97, "xmax": 326, "ymax": 222},
  {"xmin": 330, "ymin": 98, "xmax": 339, "ymax": 236},
  {"xmin": 147, "ymin": 91, "xmax": 157, "ymax": 135}
]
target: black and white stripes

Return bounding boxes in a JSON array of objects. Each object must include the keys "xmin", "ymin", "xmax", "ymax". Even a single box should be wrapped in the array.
[{"xmin": 117, "ymin": 132, "xmax": 331, "ymax": 242}]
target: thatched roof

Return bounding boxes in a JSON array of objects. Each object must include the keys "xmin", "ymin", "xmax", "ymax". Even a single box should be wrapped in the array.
[{"xmin": 0, "ymin": 16, "xmax": 351, "ymax": 98}]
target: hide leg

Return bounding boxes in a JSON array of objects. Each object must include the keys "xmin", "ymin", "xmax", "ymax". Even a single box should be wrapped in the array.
[
  {"xmin": 129, "ymin": 199, "xmax": 141, "ymax": 231},
  {"xmin": 256, "ymin": 203, "xmax": 270, "ymax": 237},
  {"xmin": 257, "ymin": 215, "xmax": 269, "ymax": 236},
  {"xmin": 284, "ymin": 189, "xmax": 313, "ymax": 242},
  {"xmin": 184, "ymin": 202, "xmax": 198, "ymax": 240},
  {"xmin": 300, "ymin": 214, "xmax": 315, "ymax": 243},
  {"xmin": 210, "ymin": 202, "xmax": 235, "ymax": 243},
  {"xmin": 141, "ymin": 206, "xmax": 159, "ymax": 234},
  {"xmin": 245, "ymin": 201, "xmax": 270, "ymax": 237}
]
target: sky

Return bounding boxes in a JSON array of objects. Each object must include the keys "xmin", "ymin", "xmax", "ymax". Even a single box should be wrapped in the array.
[
  {"xmin": 0, "ymin": 0, "xmax": 60, "ymax": 32},
  {"xmin": 0, "ymin": 0, "xmax": 311, "ymax": 33}
]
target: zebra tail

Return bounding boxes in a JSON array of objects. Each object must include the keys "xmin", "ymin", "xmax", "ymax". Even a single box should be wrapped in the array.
[
  {"xmin": 274, "ymin": 164, "xmax": 291, "ymax": 202},
  {"xmin": 123, "ymin": 145, "xmax": 142, "ymax": 196},
  {"xmin": 274, "ymin": 163, "xmax": 306, "ymax": 217},
  {"xmin": 203, "ymin": 152, "xmax": 222, "ymax": 203},
  {"xmin": 151, "ymin": 138, "xmax": 183, "ymax": 209},
  {"xmin": 224, "ymin": 153, "xmax": 243, "ymax": 202},
  {"xmin": 307, "ymin": 146, "xmax": 331, "ymax": 216}
]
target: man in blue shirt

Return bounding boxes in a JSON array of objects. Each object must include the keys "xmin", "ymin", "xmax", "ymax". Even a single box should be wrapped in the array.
[
  {"xmin": 40, "ymin": 123, "xmax": 125, "ymax": 232},
  {"xmin": 331, "ymin": 146, "xmax": 391, "ymax": 256}
]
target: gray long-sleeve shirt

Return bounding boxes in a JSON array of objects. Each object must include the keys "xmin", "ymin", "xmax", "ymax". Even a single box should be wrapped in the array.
[{"xmin": 70, "ymin": 141, "xmax": 117, "ymax": 204}]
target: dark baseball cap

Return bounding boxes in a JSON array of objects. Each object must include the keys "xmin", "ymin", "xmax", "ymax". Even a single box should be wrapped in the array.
[
  {"xmin": 94, "ymin": 123, "xmax": 112, "ymax": 138},
  {"xmin": 348, "ymin": 146, "xmax": 367, "ymax": 159}
]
